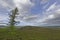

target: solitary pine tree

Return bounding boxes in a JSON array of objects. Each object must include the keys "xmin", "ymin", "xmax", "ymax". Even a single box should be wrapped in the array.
[
  {"xmin": 8, "ymin": 8, "xmax": 22, "ymax": 40},
  {"xmin": 9, "ymin": 7, "xmax": 19, "ymax": 27}
]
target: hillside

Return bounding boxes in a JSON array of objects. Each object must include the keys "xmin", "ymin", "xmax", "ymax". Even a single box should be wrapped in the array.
[
  {"xmin": 18, "ymin": 26, "xmax": 60, "ymax": 40},
  {"xmin": 0, "ymin": 26, "xmax": 60, "ymax": 40}
]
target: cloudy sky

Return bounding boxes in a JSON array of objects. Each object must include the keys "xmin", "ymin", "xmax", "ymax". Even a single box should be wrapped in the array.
[{"xmin": 0, "ymin": 0, "xmax": 60, "ymax": 26}]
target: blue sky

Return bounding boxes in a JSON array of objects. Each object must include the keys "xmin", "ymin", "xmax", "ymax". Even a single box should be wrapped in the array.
[{"xmin": 0, "ymin": 0, "xmax": 60, "ymax": 26}]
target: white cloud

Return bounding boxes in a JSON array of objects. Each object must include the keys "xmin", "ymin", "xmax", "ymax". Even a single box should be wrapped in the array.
[
  {"xmin": 23, "ymin": 15, "xmax": 38, "ymax": 20},
  {"xmin": 13, "ymin": 0, "xmax": 35, "ymax": 19},
  {"xmin": 46, "ymin": 2, "xmax": 57, "ymax": 11},
  {"xmin": 40, "ymin": 0, "xmax": 49, "ymax": 4},
  {"xmin": 43, "ymin": 3, "xmax": 49, "ymax": 9},
  {"xmin": 41, "ymin": 3, "xmax": 60, "ymax": 26},
  {"xmin": 48, "ymin": 14, "xmax": 54, "ymax": 19},
  {"xmin": 13, "ymin": 0, "xmax": 34, "ymax": 9},
  {"xmin": 0, "ymin": 0, "xmax": 13, "ymax": 9},
  {"xmin": 0, "ymin": 13, "xmax": 8, "ymax": 23}
]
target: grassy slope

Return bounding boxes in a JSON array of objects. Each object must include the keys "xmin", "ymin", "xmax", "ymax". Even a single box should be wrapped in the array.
[{"xmin": 0, "ymin": 26, "xmax": 60, "ymax": 40}]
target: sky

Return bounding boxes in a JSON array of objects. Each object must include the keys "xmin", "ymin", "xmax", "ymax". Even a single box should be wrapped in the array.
[{"xmin": 0, "ymin": 0, "xmax": 60, "ymax": 26}]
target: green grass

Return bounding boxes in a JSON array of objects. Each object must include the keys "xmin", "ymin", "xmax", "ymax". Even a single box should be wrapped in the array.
[{"xmin": 0, "ymin": 26, "xmax": 60, "ymax": 40}]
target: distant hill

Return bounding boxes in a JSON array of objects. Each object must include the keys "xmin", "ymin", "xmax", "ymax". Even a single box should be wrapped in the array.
[
  {"xmin": 17, "ymin": 26, "xmax": 60, "ymax": 40},
  {"xmin": 0, "ymin": 25, "xmax": 6, "ymax": 28}
]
